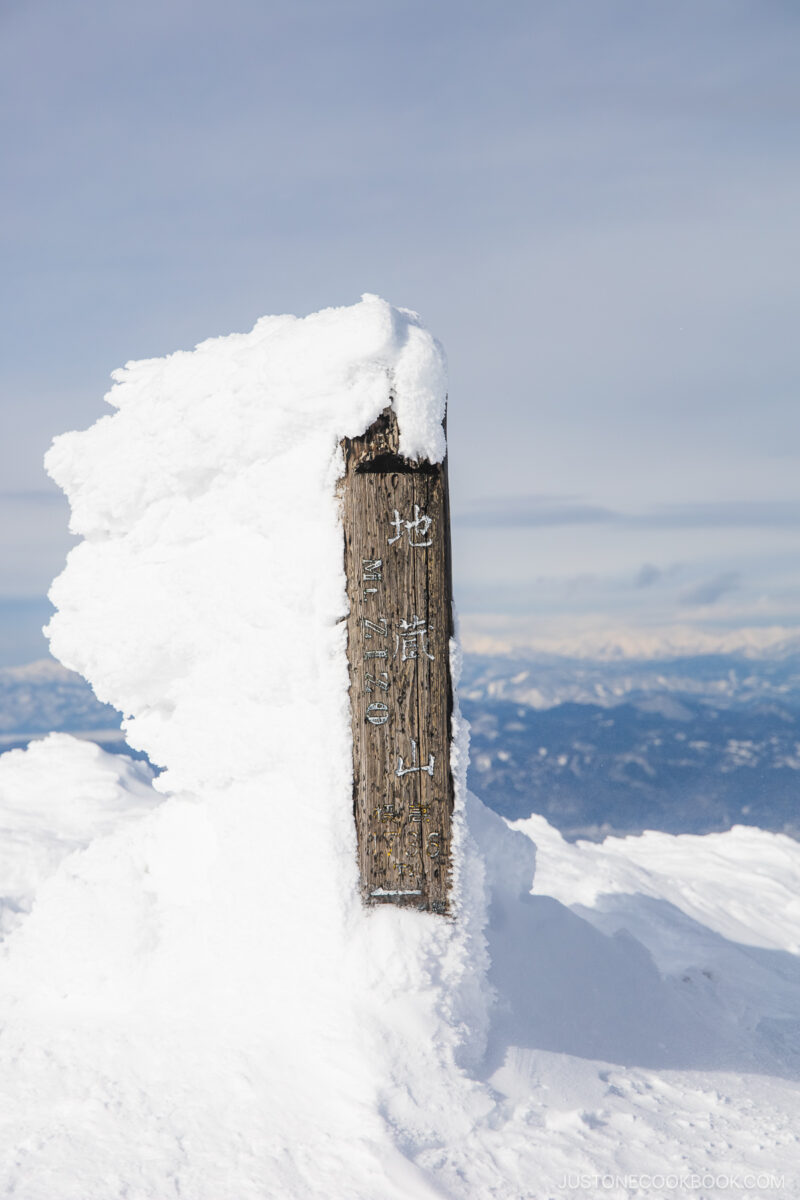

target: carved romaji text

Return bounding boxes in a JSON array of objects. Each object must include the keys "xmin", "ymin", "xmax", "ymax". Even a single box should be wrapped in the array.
[
  {"xmin": 361, "ymin": 617, "xmax": 388, "ymax": 639},
  {"xmin": 366, "ymin": 701, "xmax": 389, "ymax": 726},
  {"xmin": 365, "ymin": 671, "xmax": 390, "ymax": 693}
]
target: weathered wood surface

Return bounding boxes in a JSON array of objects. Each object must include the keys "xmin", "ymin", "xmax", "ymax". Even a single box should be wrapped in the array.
[{"xmin": 342, "ymin": 404, "xmax": 454, "ymax": 913}]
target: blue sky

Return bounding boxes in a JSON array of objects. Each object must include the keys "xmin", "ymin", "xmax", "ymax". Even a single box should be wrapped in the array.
[{"xmin": 2, "ymin": 0, "xmax": 799, "ymax": 663}]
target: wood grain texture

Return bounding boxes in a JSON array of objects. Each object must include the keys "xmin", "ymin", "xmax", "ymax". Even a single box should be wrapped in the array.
[{"xmin": 342, "ymin": 404, "xmax": 454, "ymax": 913}]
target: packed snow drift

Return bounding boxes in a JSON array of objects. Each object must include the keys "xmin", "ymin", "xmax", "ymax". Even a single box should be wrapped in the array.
[{"xmin": 0, "ymin": 297, "xmax": 798, "ymax": 1199}]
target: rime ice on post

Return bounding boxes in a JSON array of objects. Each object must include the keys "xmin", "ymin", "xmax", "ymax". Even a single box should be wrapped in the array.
[{"xmin": 342, "ymin": 405, "xmax": 454, "ymax": 913}]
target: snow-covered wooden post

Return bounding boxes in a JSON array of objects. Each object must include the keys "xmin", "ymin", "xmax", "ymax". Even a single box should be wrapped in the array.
[{"xmin": 342, "ymin": 404, "xmax": 454, "ymax": 913}]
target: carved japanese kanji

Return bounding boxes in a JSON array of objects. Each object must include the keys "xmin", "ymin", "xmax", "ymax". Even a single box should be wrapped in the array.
[{"xmin": 341, "ymin": 404, "xmax": 454, "ymax": 914}]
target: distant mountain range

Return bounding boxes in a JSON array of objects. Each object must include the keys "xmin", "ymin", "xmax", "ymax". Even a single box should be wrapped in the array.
[
  {"xmin": 459, "ymin": 643, "xmax": 800, "ymax": 710},
  {"xmin": 0, "ymin": 660, "xmax": 128, "ymax": 752},
  {"xmin": 3, "ymin": 650, "xmax": 800, "ymax": 839},
  {"xmin": 460, "ymin": 650, "xmax": 800, "ymax": 839}
]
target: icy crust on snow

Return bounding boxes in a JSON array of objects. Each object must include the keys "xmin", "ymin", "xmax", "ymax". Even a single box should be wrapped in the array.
[
  {"xmin": 523, "ymin": 816, "xmax": 800, "ymax": 956},
  {"xmin": 0, "ymin": 734, "xmax": 157, "ymax": 938}
]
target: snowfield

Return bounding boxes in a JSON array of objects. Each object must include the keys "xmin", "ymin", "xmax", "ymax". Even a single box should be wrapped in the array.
[
  {"xmin": 0, "ymin": 297, "xmax": 797, "ymax": 1198},
  {"xmin": 1, "ymin": 738, "xmax": 798, "ymax": 1198}
]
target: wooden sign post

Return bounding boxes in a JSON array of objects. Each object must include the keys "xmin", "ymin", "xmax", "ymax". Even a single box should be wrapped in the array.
[{"xmin": 342, "ymin": 405, "xmax": 454, "ymax": 914}]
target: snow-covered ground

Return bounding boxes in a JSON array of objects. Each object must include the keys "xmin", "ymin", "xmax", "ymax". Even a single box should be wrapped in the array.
[
  {"xmin": 1, "ymin": 736, "xmax": 798, "ymax": 1198},
  {"xmin": 0, "ymin": 297, "xmax": 797, "ymax": 1198}
]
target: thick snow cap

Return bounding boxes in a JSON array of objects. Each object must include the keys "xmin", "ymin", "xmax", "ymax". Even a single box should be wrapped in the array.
[{"xmin": 45, "ymin": 294, "xmax": 449, "ymax": 791}]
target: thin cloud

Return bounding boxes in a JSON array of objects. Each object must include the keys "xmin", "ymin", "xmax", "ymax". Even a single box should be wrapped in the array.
[
  {"xmin": 636, "ymin": 563, "xmax": 662, "ymax": 588},
  {"xmin": 456, "ymin": 497, "xmax": 800, "ymax": 532},
  {"xmin": 642, "ymin": 502, "xmax": 800, "ymax": 530},
  {"xmin": 680, "ymin": 571, "xmax": 740, "ymax": 606},
  {"xmin": 456, "ymin": 496, "xmax": 617, "ymax": 528}
]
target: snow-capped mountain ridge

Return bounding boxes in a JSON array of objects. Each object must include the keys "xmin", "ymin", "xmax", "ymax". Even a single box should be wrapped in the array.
[
  {"xmin": 0, "ymin": 658, "xmax": 119, "ymax": 739},
  {"xmin": 462, "ymin": 622, "xmax": 800, "ymax": 662},
  {"xmin": 461, "ymin": 648, "xmax": 800, "ymax": 711}
]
